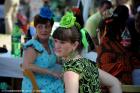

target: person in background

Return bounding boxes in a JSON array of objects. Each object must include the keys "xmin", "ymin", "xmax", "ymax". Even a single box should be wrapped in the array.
[
  {"xmin": 136, "ymin": 9, "xmax": 140, "ymax": 40},
  {"xmin": 42, "ymin": 0, "xmax": 50, "ymax": 7},
  {"xmin": 132, "ymin": 6, "xmax": 140, "ymax": 85},
  {"xmin": 0, "ymin": 0, "xmax": 5, "ymax": 34},
  {"xmin": 84, "ymin": 0, "xmax": 112, "ymax": 49},
  {"xmin": 24, "ymin": 0, "xmax": 52, "ymax": 42},
  {"xmin": 114, "ymin": 0, "xmax": 133, "ymax": 17},
  {"xmin": 97, "ymin": 5, "xmax": 133, "ymax": 85},
  {"xmin": 76, "ymin": 0, "xmax": 94, "ymax": 23},
  {"xmin": 4, "ymin": 0, "xmax": 20, "ymax": 34},
  {"xmin": 52, "ymin": 12, "xmax": 122, "ymax": 93},
  {"xmin": 22, "ymin": 6, "xmax": 64, "ymax": 93}
]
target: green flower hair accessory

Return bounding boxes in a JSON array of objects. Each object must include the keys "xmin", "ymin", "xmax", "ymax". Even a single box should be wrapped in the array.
[
  {"xmin": 60, "ymin": 12, "xmax": 76, "ymax": 28},
  {"xmin": 80, "ymin": 28, "xmax": 89, "ymax": 48}
]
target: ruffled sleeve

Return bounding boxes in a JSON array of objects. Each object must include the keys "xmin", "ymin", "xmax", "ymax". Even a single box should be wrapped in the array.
[
  {"xmin": 23, "ymin": 39, "xmax": 44, "ymax": 53},
  {"xmin": 49, "ymin": 37, "xmax": 55, "ymax": 48}
]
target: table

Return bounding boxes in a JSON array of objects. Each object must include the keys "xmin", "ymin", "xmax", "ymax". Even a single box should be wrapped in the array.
[
  {"xmin": 0, "ymin": 52, "xmax": 23, "ymax": 91},
  {"xmin": 0, "ymin": 52, "xmax": 23, "ymax": 78}
]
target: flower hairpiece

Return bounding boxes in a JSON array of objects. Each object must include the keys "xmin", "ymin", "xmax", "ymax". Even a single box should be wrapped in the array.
[
  {"xmin": 39, "ymin": 6, "xmax": 53, "ymax": 20},
  {"xmin": 60, "ymin": 12, "xmax": 88, "ymax": 48},
  {"xmin": 60, "ymin": 12, "xmax": 76, "ymax": 28}
]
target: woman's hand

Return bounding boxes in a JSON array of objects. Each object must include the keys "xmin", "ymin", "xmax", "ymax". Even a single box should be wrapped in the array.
[
  {"xmin": 47, "ymin": 70, "xmax": 63, "ymax": 79},
  {"xmin": 51, "ymin": 71, "xmax": 63, "ymax": 79}
]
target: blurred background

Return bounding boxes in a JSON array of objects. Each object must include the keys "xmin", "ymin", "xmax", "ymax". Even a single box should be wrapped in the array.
[{"xmin": 0, "ymin": 0, "xmax": 140, "ymax": 50}]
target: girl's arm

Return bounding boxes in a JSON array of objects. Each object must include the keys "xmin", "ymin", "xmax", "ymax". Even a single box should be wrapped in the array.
[
  {"xmin": 22, "ymin": 47, "xmax": 61, "ymax": 78},
  {"xmin": 99, "ymin": 69, "xmax": 122, "ymax": 93},
  {"xmin": 64, "ymin": 71, "xmax": 79, "ymax": 93}
]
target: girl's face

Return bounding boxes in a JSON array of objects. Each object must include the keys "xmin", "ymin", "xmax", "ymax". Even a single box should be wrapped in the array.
[
  {"xmin": 54, "ymin": 39, "xmax": 78, "ymax": 59},
  {"xmin": 36, "ymin": 22, "xmax": 52, "ymax": 40}
]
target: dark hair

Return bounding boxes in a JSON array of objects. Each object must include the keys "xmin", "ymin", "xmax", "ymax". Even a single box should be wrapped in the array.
[
  {"xmin": 52, "ymin": 26, "xmax": 83, "ymax": 53},
  {"xmin": 99, "ymin": 5, "xmax": 129, "ymax": 40},
  {"xmin": 112, "ymin": 5, "xmax": 129, "ymax": 22},
  {"xmin": 71, "ymin": 8, "xmax": 84, "ymax": 28},
  {"xmin": 100, "ymin": 0, "xmax": 112, "ymax": 9},
  {"xmin": 34, "ymin": 14, "xmax": 54, "ymax": 27}
]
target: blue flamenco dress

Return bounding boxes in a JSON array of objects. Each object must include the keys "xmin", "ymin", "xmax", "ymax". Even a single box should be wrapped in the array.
[{"xmin": 22, "ymin": 38, "xmax": 64, "ymax": 93}]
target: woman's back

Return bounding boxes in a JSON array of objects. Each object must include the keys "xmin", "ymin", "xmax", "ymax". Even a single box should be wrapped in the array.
[{"xmin": 63, "ymin": 58, "xmax": 100, "ymax": 93}]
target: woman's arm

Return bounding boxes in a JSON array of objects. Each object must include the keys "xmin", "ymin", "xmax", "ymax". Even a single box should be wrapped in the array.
[
  {"xmin": 22, "ymin": 47, "xmax": 61, "ymax": 78},
  {"xmin": 63, "ymin": 71, "xmax": 79, "ymax": 93},
  {"xmin": 99, "ymin": 69, "xmax": 122, "ymax": 93}
]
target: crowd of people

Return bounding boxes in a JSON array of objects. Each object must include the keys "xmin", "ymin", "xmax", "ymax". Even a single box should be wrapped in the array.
[
  {"xmin": 0, "ymin": 0, "xmax": 140, "ymax": 93},
  {"xmin": 22, "ymin": 6, "xmax": 122, "ymax": 93}
]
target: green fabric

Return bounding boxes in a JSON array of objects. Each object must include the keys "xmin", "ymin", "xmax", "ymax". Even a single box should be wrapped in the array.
[
  {"xmin": 60, "ymin": 12, "xmax": 89, "ymax": 49},
  {"xmin": 80, "ymin": 28, "xmax": 89, "ymax": 48},
  {"xmin": 63, "ymin": 58, "xmax": 101, "ymax": 93},
  {"xmin": 85, "ymin": 12, "xmax": 102, "ymax": 38}
]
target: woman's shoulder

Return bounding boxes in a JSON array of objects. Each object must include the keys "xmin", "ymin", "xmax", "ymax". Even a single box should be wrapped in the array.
[
  {"xmin": 81, "ymin": 58, "xmax": 97, "ymax": 67},
  {"xmin": 64, "ymin": 58, "xmax": 96, "ymax": 65},
  {"xmin": 23, "ymin": 39, "xmax": 43, "ymax": 53},
  {"xmin": 63, "ymin": 58, "xmax": 97, "ymax": 72}
]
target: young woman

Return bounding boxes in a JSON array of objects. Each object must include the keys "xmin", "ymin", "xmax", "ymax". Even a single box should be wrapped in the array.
[
  {"xmin": 52, "ymin": 12, "xmax": 122, "ymax": 93},
  {"xmin": 97, "ymin": 5, "xmax": 133, "ymax": 84},
  {"xmin": 22, "ymin": 6, "xmax": 64, "ymax": 93}
]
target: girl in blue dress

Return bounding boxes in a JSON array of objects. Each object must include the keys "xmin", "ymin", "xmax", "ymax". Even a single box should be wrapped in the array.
[{"xmin": 22, "ymin": 6, "xmax": 64, "ymax": 93}]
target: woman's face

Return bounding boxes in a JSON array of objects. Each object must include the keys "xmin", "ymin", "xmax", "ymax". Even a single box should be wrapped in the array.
[
  {"xmin": 54, "ymin": 39, "xmax": 78, "ymax": 59},
  {"xmin": 36, "ymin": 22, "xmax": 52, "ymax": 40}
]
